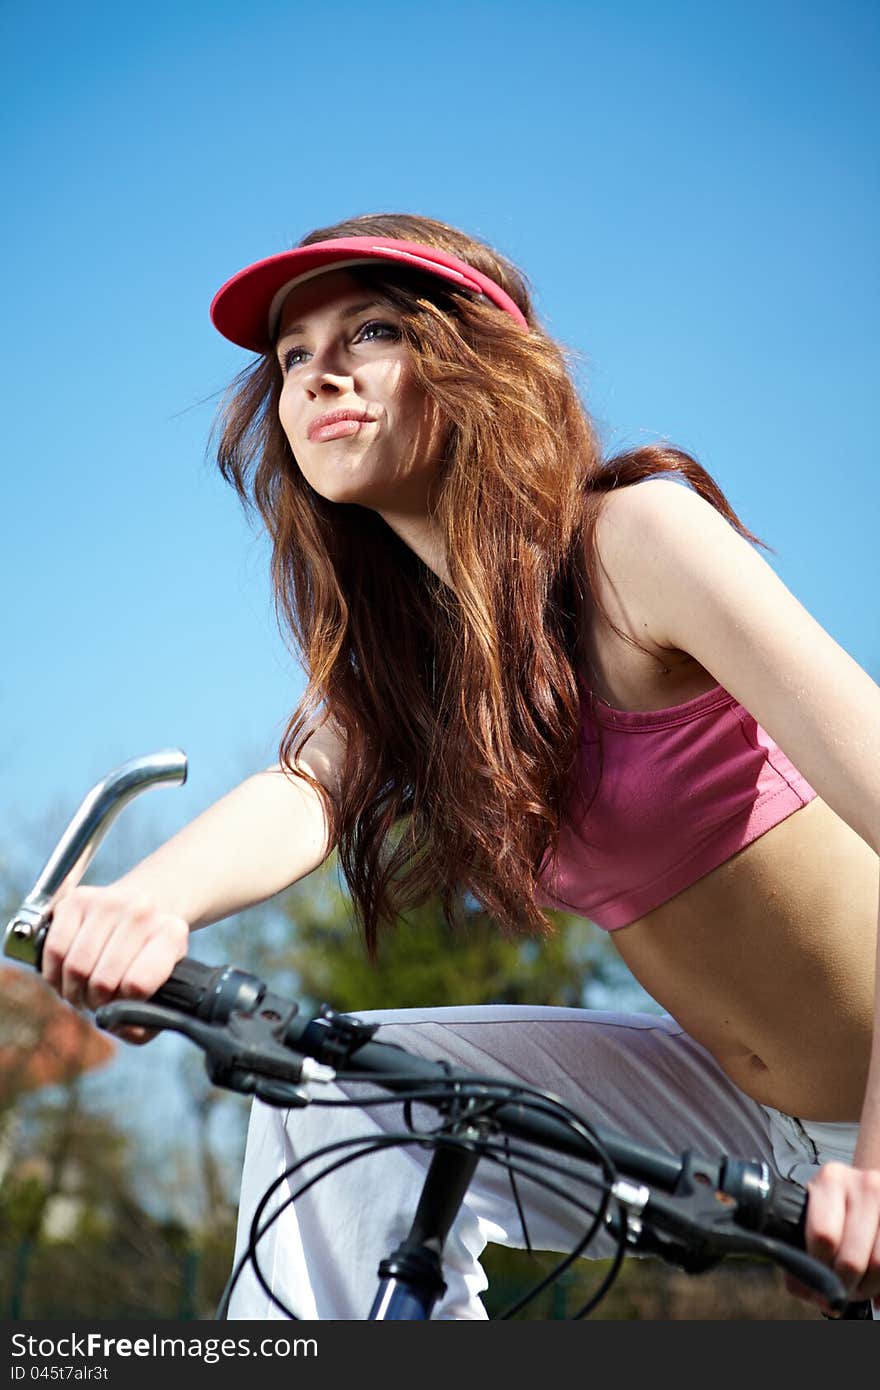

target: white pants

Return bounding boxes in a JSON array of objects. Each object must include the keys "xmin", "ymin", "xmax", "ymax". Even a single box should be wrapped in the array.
[{"xmin": 226, "ymin": 1006, "xmax": 873, "ymax": 1320}]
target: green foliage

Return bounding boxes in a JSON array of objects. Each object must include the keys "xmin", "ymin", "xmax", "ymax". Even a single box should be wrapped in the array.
[
  {"xmin": 0, "ymin": 1092, "xmax": 237, "ymax": 1319},
  {"xmin": 257, "ymin": 854, "xmax": 633, "ymax": 1016},
  {"xmin": 479, "ymin": 1247, "xmax": 818, "ymax": 1320},
  {"xmin": 0, "ymin": 1175, "xmax": 44, "ymax": 1241},
  {"xmin": 1, "ymin": 1226, "xmax": 233, "ymax": 1320}
]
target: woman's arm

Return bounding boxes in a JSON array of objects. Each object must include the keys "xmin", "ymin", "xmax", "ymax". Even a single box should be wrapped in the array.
[
  {"xmin": 41, "ymin": 718, "xmax": 347, "ymax": 1024},
  {"xmin": 112, "ymin": 718, "xmax": 346, "ymax": 928},
  {"xmin": 592, "ymin": 477, "xmax": 880, "ymax": 1306}
]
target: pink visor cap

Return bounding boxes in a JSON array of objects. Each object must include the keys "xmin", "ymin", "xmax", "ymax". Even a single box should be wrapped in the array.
[{"xmin": 209, "ymin": 236, "xmax": 529, "ymax": 352}]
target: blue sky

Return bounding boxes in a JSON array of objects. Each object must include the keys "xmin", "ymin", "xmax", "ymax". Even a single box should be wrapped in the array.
[
  {"xmin": 3, "ymin": 0, "xmax": 877, "ymax": 880},
  {"xmin": 2, "ymin": 0, "xmax": 877, "ymax": 1214}
]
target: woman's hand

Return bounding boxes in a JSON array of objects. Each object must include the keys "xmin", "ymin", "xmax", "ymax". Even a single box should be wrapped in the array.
[
  {"xmin": 783, "ymin": 1160, "xmax": 880, "ymax": 1315},
  {"xmin": 40, "ymin": 883, "xmax": 190, "ymax": 1044}
]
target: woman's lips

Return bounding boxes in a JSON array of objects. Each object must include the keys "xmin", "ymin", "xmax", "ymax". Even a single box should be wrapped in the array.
[
  {"xmin": 310, "ymin": 418, "xmax": 376, "ymax": 443},
  {"xmin": 307, "ymin": 410, "xmax": 378, "ymax": 442}
]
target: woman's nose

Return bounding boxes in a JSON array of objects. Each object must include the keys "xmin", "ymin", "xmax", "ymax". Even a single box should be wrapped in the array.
[
  {"xmin": 302, "ymin": 348, "xmax": 354, "ymax": 397},
  {"xmin": 308, "ymin": 372, "xmax": 353, "ymax": 398}
]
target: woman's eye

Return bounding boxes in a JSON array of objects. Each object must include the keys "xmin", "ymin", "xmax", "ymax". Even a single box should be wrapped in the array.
[
  {"xmin": 280, "ymin": 321, "xmax": 400, "ymax": 374},
  {"xmin": 357, "ymin": 319, "xmax": 400, "ymax": 343},
  {"xmin": 282, "ymin": 347, "xmax": 306, "ymax": 372}
]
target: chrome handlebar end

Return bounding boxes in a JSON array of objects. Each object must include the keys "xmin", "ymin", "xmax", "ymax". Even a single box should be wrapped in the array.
[{"xmin": 3, "ymin": 749, "xmax": 187, "ymax": 967}]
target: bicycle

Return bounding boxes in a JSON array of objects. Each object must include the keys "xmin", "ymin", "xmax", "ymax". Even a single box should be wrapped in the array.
[{"xmin": 4, "ymin": 752, "xmax": 872, "ymax": 1320}]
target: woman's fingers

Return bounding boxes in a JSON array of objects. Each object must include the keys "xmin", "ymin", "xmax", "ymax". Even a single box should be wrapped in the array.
[
  {"xmin": 43, "ymin": 888, "xmax": 114, "ymax": 1006},
  {"xmin": 83, "ymin": 904, "xmax": 187, "ymax": 1011},
  {"xmin": 38, "ymin": 884, "xmax": 190, "ymax": 1048},
  {"xmin": 805, "ymin": 1161, "xmax": 880, "ymax": 1304},
  {"xmin": 114, "ymin": 917, "xmax": 190, "ymax": 1003}
]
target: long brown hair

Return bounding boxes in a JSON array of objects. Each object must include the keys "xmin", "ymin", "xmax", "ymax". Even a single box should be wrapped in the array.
[{"xmin": 212, "ymin": 212, "xmax": 771, "ymax": 957}]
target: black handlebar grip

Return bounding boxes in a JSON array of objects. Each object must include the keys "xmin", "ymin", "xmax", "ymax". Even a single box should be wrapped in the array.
[
  {"xmin": 150, "ymin": 956, "xmax": 266, "ymax": 1023},
  {"xmin": 763, "ymin": 1174, "xmax": 808, "ymax": 1244},
  {"xmin": 27, "ymin": 925, "xmax": 246, "ymax": 1025},
  {"xmin": 150, "ymin": 957, "xmax": 229, "ymax": 1018}
]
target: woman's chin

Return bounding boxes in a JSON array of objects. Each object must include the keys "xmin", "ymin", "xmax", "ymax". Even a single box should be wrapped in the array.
[
  {"xmin": 303, "ymin": 463, "xmax": 432, "ymax": 513},
  {"xmin": 310, "ymin": 480, "xmax": 382, "ymax": 510}
]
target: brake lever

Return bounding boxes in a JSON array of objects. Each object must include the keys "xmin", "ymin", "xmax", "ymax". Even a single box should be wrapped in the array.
[
  {"xmin": 631, "ymin": 1182, "xmax": 848, "ymax": 1311},
  {"xmin": 96, "ymin": 1000, "xmax": 336, "ymax": 1100}
]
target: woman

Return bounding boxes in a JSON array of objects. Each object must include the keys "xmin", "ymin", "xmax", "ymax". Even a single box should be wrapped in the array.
[{"xmin": 42, "ymin": 213, "xmax": 880, "ymax": 1319}]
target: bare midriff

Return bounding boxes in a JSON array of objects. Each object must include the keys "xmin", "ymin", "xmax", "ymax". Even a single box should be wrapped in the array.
[
  {"xmin": 577, "ymin": 597, "xmax": 878, "ymax": 1123},
  {"xmin": 611, "ymin": 796, "xmax": 877, "ymax": 1121}
]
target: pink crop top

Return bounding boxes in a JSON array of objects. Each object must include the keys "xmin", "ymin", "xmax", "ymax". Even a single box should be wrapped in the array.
[{"xmin": 536, "ymin": 680, "xmax": 818, "ymax": 931}]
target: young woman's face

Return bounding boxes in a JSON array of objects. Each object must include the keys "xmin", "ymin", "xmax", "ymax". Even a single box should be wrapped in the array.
[{"xmin": 275, "ymin": 270, "xmax": 446, "ymax": 513}]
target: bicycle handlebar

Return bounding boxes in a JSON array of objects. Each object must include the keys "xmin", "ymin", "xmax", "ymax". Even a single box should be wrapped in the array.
[
  {"xmin": 94, "ymin": 957, "xmax": 848, "ymax": 1310},
  {"xmin": 158, "ymin": 957, "xmax": 793, "ymax": 1203},
  {"xmin": 2, "ymin": 752, "xmax": 860, "ymax": 1317},
  {"xmin": 145, "ymin": 957, "xmax": 812, "ymax": 1239},
  {"xmin": 3, "ymin": 750, "xmax": 187, "ymax": 967}
]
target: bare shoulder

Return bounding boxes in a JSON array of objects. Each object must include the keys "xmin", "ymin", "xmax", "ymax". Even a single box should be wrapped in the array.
[
  {"xmin": 592, "ymin": 477, "xmax": 696, "ymax": 560},
  {"xmin": 590, "ymin": 478, "xmax": 731, "ymax": 649},
  {"xmin": 574, "ymin": 480, "xmax": 726, "ymax": 709},
  {"xmin": 587, "ymin": 480, "xmax": 692, "ymax": 656}
]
